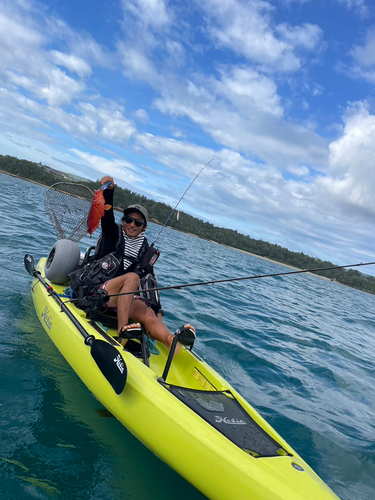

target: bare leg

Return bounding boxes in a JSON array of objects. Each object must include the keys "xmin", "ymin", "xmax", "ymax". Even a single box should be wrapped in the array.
[
  {"xmin": 129, "ymin": 300, "xmax": 195, "ymax": 353},
  {"xmin": 102, "ymin": 273, "xmax": 140, "ymax": 336},
  {"xmin": 101, "ymin": 273, "xmax": 195, "ymax": 353}
]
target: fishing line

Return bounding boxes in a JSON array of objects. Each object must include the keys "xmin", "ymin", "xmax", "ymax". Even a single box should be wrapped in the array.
[
  {"xmin": 68, "ymin": 261, "xmax": 375, "ymax": 303},
  {"xmin": 152, "ymin": 159, "xmax": 214, "ymax": 246}
]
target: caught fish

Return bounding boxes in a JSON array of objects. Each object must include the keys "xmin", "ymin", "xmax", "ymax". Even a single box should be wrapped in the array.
[{"xmin": 87, "ymin": 189, "xmax": 112, "ymax": 237}]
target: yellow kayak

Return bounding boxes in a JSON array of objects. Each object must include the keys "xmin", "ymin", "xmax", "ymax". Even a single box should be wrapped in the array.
[{"xmin": 26, "ymin": 255, "xmax": 340, "ymax": 500}]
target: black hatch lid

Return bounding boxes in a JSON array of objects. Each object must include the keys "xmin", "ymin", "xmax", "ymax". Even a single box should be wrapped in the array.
[{"xmin": 165, "ymin": 385, "xmax": 291, "ymax": 458}]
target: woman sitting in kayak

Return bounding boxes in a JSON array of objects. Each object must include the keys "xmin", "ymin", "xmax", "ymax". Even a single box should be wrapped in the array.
[{"xmin": 95, "ymin": 175, "xmax": 195, "ymax": 353}]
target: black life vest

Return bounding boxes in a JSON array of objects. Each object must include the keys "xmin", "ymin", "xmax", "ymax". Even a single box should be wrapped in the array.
[{"xmin": 68, "ymin": 224, "xmax": 159, "ymax": 299}]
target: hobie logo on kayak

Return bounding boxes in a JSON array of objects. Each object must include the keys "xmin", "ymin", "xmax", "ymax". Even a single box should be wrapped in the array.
[
  {"xmin": 215, "ymin": 416, "xmax": 246, "ymax": 425},
  {"xmin": 41, "ymin": 306, "xmax": 53, "ymax": 330},
  {"xmin": 113, "ymin": 354, "xmax": 125, "ymax": 374}
]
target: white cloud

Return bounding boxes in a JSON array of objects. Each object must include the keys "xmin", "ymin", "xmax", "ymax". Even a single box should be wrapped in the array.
[
  {"xmin": 6, "ymin": 67, "xmax": 85, "ymax": 106},
  {"xmin": 341, "ymin": 26, "xmax": 375, "ymax": 84},
  {"xmin": 117, "ymin": 0, "xmax": 182, "ymax": 80},
  {"xmin": 70, "ymin": 149, "xmax": 142, "ymax": 184},
  {"xmin": 136, "ymin": 132, "xmax": 216, "ymax": 173},
  {"xmin": 114, "ymin": 0, "xmax": 326, "ymax": 170},
  {"xmin": 351, "ymin": 28, "xmax": 375, "ymax": 67},
  {"xmin": 50, "ymin": 50, "xmax": 92, "ymax": 77},
  {"xmin": 134, "ymin": 132, "xmax": 301, "ymax": 222},
  {"xmin": 129, "ymin": 124, "xmax": 375, "ymax": 267},
  {"xmin": 280, "ymin": 0, "xmax": 310, "ymax": 4},
  {"xmin": 320, "ymin": 101, "xmax": 375, "ymax": 217},
  {"xmin": 118, "ymin": 44, "xmax": 159, "ymax": 82},
  {"xmin": 336, "ymin": 60, "xmax": 375, "ymax": 85},
  {"xmin": 39, "ymin": 69, "xmax": 85, "ymax": 106},
  {"xmin": 0, "ymin": 9, "xmax": 45, "ymax": 76},
  {"xmin": 0, "ymin": 84, "xmax": 136, "ymax": 145},
  {"xmin": 0, "ymin": 2, "xmax": 106, "ymax": 107},
  {"xmin": 288, "ymin": 165, "xmax": 310, "ymax": 176},
  {"xmin": 153, "ymin": 71, "xmax": 327, "ymax": 169},
  {"xmin": 170, "ymin": 127, "xmax": 185, "ymax": 138},
  {"xmin": 276, "ymin": 22, "xmax": 322, "ymax": 50},
  {"xmin": 198, "ymin": 0, "xmax": 322, "ymax": 72},
  {"xmin": 0, "ymin": 10, "xmax": 42, "ymax": 46},
  {"xmin": 133, "ymin": 109, "xmax": 149, "ymax": 123},
  {"xmin": 121, "ymin": 0, "xmax": 172, "ymax": 29},
  {"xmin": 201, "ymin": 0, "xmax": 298, "ymax": 71},
  {"xmin": 312, "ymin": 83, "xmax": 323, "ymax": 96},
  {"xmin": 337, "ymin": 0, "xmax": 368, "ymax": 17},
  {"xmin": 76, "ymin": 102, "xmax": 137, "ymax": 142},
  {"xmin": 213, "ymin": 66, "xmax": 283, "ymax": 118},
  {"xmin": 165, "ymin": 39, "xmax": 184, "ymax": 58}
]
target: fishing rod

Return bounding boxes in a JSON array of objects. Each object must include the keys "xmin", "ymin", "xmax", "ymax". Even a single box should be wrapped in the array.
[
  {"xmin": 69, "ymin": 260, "xmax": 374, "ymax": 303},
  {"xmin": 140, "ymin": 159, "xmax": 214, "ymax": 271},
  {"xmin": 152, "ymin": 159, "xmax": 214, "ymax": 246}
]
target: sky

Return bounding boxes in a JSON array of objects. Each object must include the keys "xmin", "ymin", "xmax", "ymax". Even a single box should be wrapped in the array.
[{"xmin": 1, "ymin": 0, "xmax": 375, "ymax": 274}]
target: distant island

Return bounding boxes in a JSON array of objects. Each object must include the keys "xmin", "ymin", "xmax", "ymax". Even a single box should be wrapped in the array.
[{"xmin": 1, "ymin": 153, "xmax": 375, "ymax": 294}]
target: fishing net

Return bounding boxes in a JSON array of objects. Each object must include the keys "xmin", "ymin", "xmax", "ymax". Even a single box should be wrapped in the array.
[{"xmin": 44, "ymin": 182, "xmax": 93, "ymax": 242}]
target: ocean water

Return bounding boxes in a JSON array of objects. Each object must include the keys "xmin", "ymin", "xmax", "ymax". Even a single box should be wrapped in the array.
[{"xmin": 0, "ymin": 171, "xmax": 374, "ymax": 500}]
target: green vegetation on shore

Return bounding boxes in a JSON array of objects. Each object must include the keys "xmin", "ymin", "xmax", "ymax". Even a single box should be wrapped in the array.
[{"xmin": 1, "ymin": 153, "xmax": 375, "ymax": 294}]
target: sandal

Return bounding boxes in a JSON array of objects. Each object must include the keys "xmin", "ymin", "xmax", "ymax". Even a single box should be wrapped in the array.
[
  {"xmin": 119, "ymin": 323, "xmax": 144, "ymax": 342},
  {"xmin": 175, "ymin": 324, "xmax": 196, "ymax": 348}
]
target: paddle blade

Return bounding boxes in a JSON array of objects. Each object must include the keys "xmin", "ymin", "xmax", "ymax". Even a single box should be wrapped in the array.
[
  {"xmin": 90, "ymin": 339, "xmax": 127, "ymax": 395},
  {"xmin": 24, "ymin": 254, "xmax": 35, "ymax": 276}
]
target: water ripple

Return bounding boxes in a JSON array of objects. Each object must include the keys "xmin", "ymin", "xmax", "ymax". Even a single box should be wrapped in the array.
[{"xmin": 1, "ymin": 172, "xmax": 375, "ymax": 499}]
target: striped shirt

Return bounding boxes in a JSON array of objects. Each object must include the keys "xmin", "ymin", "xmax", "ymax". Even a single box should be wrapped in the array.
[{"xmin": 122, "ymin": 228, "xmax": 145, "ymax": 271}]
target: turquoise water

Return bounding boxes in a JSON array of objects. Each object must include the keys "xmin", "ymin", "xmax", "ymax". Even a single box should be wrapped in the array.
[{"xmin": 1, "ymin": 171, "xmax": 374, "ymax": 499}]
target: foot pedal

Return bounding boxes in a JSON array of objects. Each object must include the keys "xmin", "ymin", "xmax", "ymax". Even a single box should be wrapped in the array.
[
  {"xmin": 119, "ymin": 324, "xmax": 143, "ymax": 341},
  {"xmin": 176, "ymin": 325, "xmax": 196, "ymax": 349}
]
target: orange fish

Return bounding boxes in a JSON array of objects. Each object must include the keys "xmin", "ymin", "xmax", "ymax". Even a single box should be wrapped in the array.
[{"xmin": 87, "ymin": 189, "xmax": 112, "ymax": 237}]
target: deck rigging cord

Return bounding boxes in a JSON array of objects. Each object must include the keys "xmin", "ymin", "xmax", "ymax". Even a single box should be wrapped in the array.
[{"xmin": 68, "ymin": 260, "xmax": 375, "ymax": 303}]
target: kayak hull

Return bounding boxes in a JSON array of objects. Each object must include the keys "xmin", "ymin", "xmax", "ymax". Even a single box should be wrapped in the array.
[{"xmin": 30, "ymin": 258, "xmax": 340, "ymax": 500}]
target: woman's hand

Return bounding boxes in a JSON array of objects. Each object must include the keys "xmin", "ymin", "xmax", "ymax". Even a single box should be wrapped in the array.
[{"xmin": 100, "ymin": 175, "xmax": 115, "ymax": 190}]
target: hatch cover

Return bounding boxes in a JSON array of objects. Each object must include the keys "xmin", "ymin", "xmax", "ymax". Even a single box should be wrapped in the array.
[{"xmin": 166, "ymin": 385, "xmax": 290, "ymax": 458}]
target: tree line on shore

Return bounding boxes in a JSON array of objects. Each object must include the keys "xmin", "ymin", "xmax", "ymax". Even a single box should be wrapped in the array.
[{"xmin": 1, "ymin": 153, "xmax": 375, "ymax": 294}]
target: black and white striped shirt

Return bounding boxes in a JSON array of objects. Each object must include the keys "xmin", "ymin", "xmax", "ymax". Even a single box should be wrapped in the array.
[{"xmin": 122, "ymin": 228, "xmax": 145, "ymax": 271}]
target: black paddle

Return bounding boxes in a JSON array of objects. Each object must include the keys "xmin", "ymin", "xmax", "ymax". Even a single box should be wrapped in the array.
[
  {"xmin": 24, "ymin": 254, "xmax": 127, "ymax": 395},
  {"xmin": 24, "ymin": 253, "xmax": 36, "ymax": 276}
]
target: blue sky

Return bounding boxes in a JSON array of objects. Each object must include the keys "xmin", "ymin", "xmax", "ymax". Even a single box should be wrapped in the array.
[{"xmin": 1, "ymin": 0, "xmax": 375, "ymax": 273}]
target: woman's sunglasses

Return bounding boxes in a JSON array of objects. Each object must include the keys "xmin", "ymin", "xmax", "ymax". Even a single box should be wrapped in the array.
[{"xmin": 123, "ymin": 216, "xmax": 145, "ymax": 227}]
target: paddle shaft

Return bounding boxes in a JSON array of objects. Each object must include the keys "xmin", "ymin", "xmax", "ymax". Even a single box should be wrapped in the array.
[
  {"xmin": 32, "ymin": 268, "xmax": 94, "ymax": 343},
  {"xmin": 25, "ymin": 254, "xmax": 127, "ymax": 394}
]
